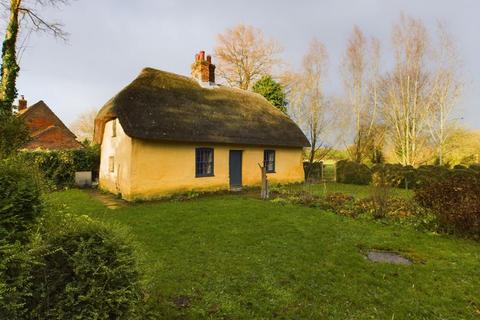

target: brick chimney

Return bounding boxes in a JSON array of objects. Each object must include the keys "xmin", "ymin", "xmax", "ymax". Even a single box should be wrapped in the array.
[
  {"xmin": 191, "ymin": 50, "xmax": 215, "ymax": 85},
  {"xmin": 18, "ymin": 95, "xmax": 27, "ymax": 111}
]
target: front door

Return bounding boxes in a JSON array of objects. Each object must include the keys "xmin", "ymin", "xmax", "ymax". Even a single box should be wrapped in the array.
[{"xmin": 229, "ymin": 150, "xmax": 242, "ymax": 190}]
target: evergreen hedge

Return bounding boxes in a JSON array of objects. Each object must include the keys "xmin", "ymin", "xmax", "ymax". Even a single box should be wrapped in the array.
[{"xmin": 19, "ymin": 145, "xmax": 100, "ymax": 188}]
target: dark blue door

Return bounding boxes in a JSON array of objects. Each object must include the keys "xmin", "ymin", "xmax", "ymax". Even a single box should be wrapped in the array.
[{"xmin": 229, "ymin": 150, "xmax": 242, "ymax": 188}]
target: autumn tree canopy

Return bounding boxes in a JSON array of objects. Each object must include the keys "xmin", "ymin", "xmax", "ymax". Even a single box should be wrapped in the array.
[{"xmin": 214, "ymin": 24, "xmax": 282, "ymax": 90}]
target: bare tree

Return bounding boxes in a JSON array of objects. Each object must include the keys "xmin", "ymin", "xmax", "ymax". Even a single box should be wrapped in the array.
[
  {"xmin": 426, "ymin": 23, "xmax": 463, "ymax": 165},
  {"xmin": 0, "ymin": 0, "xmax": 68, "ymax": 115},
  {"xmin": 214, "ymin": 24, "xmax": 282, "ymax": 90},
  {"xmin": 380, "ymin": 15, "xmax": 432, "ymax": 166},
  {"xmin": 287, "ymin": 39, "xmax": 331, "ymax": 179},
  {"xmin": 70, "ymin": 108, "xmax": 98, "ymax": 142},
  {"xmin": 341, "ymin": 26, "xmax": 381, "ymax": 163}
]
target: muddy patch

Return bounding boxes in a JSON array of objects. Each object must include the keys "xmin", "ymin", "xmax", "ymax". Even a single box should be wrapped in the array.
[{"xmin": 366, "ymin": 250, "xmax": 412, "ymax": 265}]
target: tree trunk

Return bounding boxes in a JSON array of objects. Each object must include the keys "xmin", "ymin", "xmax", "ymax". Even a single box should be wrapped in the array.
[
  {"xmin": 258, "ymin": 163, "xmax": 269, "ymax": 200},
  {"xmin": 0, "ymin": 0, "xmax": 21, "ymax": 116}
]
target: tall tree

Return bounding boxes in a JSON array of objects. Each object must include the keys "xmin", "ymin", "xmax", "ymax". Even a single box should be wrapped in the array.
[
  {"xmin": 0, "ymin": 0, "xmax": 68, "ymax": 115},
  {"xmin": 214, "ymin": 24, "xmax": 282, "ymax": 90},
  {"xmin": 341, "ymin": 26, "xmax": 381, "ymax": 163},
  {"xmin": 426, "ymin": 23, "xmax": 463, "ymax": 165},
  {"xmin": 0, "ymin": 0, "xmax": 68, "ymax": 158},
  {"xmin": 288, "ymin": 39, "xmax": 331, "ymax": 179},
  {"xmin": 380, "ymin": 15, "xmax": 432, "ymax": 166},
  {"xmin": 252, "ymin": 75, "xmax": 287, "ymax": 113}
]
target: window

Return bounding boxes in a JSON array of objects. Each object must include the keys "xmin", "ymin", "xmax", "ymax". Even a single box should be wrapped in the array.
[
  {"xmin": 195, "ymin": 148, "xmax": 214, "ymax": 177},
  {"xmin": 112, "ymin": 119, "xmax": 117, "ymax": 137},
  {"xmin": 264, "ymin": 150, "xmax": 275, "ymax": 173},
  {"xmin": 108, "ymin": 156, "xmax": 115, "ymax": 173}
]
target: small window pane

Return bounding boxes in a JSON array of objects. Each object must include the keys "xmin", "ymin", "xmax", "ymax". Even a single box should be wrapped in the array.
[
  {"xmin": 112, "ymin": 119, "xmax": 117, "ymax": 137},
  {"xmin": 264, "ymin": 150, "xmax": 275, "ymax": 173},
  {"xmin": 196, "ymin": 148, "xmax": 214, "ymax": 177}
]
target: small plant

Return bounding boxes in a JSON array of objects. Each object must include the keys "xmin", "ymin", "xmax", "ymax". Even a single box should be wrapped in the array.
[{"xmin": 370, "ymin": 167, "xmax": 392, "ymax": 219}]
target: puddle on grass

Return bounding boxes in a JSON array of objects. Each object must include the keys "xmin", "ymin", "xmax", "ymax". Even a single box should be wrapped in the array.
[{"xmin": 366, "ymin": 250, "xmax": 412, "ymax": 265}]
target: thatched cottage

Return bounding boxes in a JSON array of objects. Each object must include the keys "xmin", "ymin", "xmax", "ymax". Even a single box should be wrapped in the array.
[{"xmin": 94, "ymin": 51, "xmax": 309, "ymax": 200}]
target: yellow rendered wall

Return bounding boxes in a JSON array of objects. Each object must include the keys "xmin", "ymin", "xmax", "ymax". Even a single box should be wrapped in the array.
[
  {"xmin": 99, "ymin": 119, "xmax": 133, "ymax": 198},
  {"xmin": 128, "ymin": 139, "xmax": 305, "ymax": 200}
]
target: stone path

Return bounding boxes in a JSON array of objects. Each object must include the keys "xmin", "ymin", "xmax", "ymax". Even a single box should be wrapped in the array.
[
  {"xmin": 89, "ymin": 190, "xmax": 127, "ymax": 209},
  {"xmin": 366, "ymin": 250, "xmax": 412, "ymax": 265}
]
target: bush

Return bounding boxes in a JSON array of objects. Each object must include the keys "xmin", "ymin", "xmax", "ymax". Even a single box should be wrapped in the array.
[
  {"xmin": 336, "ymin": 160, "xmax": 371, "ymax": 185},
  {"xmin": 27, "ymin": 213, "xmax": 143, "ymax": 319},
  {"xmin": 303, "ymin": 162, "xmax": 323, "ymax": 182},
  {"xmin": 20, "ymin": 145, "xmax": 100, "ymax": 188},
  {"xmin": 0, "ymin": 241, "xmax": 34, "ymax": 319},
  {"xmin": 0, "ymin": 158, "xmax": 43, "ymax": 242},
  {"xmin": 415, "ymin": 174, "xmax": 480, "ymax": 238}
]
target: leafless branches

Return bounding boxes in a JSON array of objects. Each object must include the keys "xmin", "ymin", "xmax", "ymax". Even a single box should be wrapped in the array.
[
  {"xmin": 287, "ymin": 39, "xmax": 332, "ymax": 177},
  {"xmin": 214, "ymin": 24, "xmax": 282, "ymax": 90}
]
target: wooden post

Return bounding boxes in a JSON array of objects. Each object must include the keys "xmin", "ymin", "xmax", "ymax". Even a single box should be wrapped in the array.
[{"xmin": 258, "ymin": 163, "xmax": 269, "ymax": 200}]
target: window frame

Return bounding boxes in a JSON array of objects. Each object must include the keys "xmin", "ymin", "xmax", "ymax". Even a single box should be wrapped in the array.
[
  {"xmin": 195, "ymin": 147, "xmax": 214, "ymax": 177},
  {"xmin": 264, "ymin": 150, "xmax": 276, "ymax": 173}
]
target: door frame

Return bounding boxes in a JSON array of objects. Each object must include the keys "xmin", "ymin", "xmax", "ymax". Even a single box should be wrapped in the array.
[{"xmin": 229, "ymin": 150, "xmax": 243, "ymax": 190}]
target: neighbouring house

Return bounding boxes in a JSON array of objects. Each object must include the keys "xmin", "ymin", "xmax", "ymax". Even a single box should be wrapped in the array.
[
  {"xmin": 94, "ymin": 51, "xmax": 310, "ymax": 200},
  {"xmin": 17, "ymin": 97, "xmax": 83, "ymax": 150}
]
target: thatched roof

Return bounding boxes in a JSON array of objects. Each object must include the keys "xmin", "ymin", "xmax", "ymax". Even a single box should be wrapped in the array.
[{"xmin": 94, "ymin": 68, "xmax": 309, "ymax": 148}]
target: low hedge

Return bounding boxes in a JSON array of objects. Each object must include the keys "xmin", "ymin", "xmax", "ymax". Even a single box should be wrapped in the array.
[
  {"xmin": 415, "ymin": 174, "xmax": 480, "ymax": 238},
  {"xmin": 19, "ymin": 145, "xmax": 100, "ymax": 188},
  {"xmin": 335, "ymin": 161, "xmax": 480, "ymax": 189},
  {"xmin": 336, "ymin": 160, "xmax": 371, "ymax": 185},
  {"xmin": 303, "ymin": 162, "xmax": 323, "ymax": 181}
]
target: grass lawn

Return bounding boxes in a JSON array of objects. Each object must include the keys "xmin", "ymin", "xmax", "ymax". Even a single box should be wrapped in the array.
[
  {"xmin": 47, "ymin": 189, "xmax": 479, "ymax": 319},
  {"xmin": 290, "ymin": 182, "xmax": 414, "ymax": 199}
]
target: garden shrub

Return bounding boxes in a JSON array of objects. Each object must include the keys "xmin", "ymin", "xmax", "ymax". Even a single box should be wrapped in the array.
[
  {"xmin": 303, "ymin": 162, "xmax": 323, "ymax": 181},
  {"xmin": 336, "ymin": 160, "xmax": 371, "ymax": 185},
  {"xmin": 415, "ymin": 174, "xmax": 480, "ymax": 238},
  {"xmin": 0, "ymin": 158, "xmax": 43, "ymax": 242},
  {"xmin": 28, "ymin": 213, "xmax": 143, "ymax": 319},
  {"xmin": 19, "ymin": 145, "xmax": 100, "ymax": 188},
  {"xmin": 0, "ymin": 241, "xmax": 35, "ymax": 319}
]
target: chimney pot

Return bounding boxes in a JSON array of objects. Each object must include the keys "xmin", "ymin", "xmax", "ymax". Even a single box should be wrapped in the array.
[
  {"xmin": 191, "ymin": 50, "xmax": 215, "ymax": 85},
  {"xmin": 18, "ymin": 95, "xmax": 27, "ymax": 111}
]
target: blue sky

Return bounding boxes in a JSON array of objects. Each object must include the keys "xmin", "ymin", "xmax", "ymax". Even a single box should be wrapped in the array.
[{"xmin": 13, "ymin": 0, "xmax": 480, "ymax": 128}]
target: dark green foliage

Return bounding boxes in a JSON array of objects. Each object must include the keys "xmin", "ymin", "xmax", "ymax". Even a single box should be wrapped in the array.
[
  {"xmin": 336, "ymin": 160, "xmax": 371, "ymax": 185},
  {"xmin": 27, "ymin": 213, "xmax": 142, "ymax": 319},
  {"xmin": 0, "ymin": 158, "xmax": 43, "ymax": 243},
  {"xmin": 303, "ymin": 161, "xmax": 323, "ymax": 181},
  {"xmin": 19, "ymin": 145, "xmax": 100, "ymax": 187},
  {"xmin": 0, "ymin": 241, "xmax": 34, "ymax": 319},
  {"xmin": 0, "ymin": 115, "xmax": 30, "ymax": 159},
  {"xmin": 469, "ymin": 164, "xmax": 480, "ymax": 172},
  {"xmin": 415, "ymin": 174, "xmax": 480, "ymax": 238},
  {"xmin": 252, "ymin": 75, "xmax": 287, "ymax": 113}
]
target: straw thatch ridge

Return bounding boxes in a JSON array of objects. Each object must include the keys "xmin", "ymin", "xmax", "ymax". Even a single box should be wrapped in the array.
[{"xmin": 94, "ymin": 68, "xmax": 310, "ymax": 148}]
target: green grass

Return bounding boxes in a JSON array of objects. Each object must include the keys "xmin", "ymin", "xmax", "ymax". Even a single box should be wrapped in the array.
[
  {"xmin": 290, "ymin": 182, "xmax": 413, "ymax": 199},
  {"xmin": 46, "ymin": 189, "xmax": 479, "ymax": 319}
]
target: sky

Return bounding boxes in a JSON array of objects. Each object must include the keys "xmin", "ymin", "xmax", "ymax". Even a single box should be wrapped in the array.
[{"xmin": 13, "ymin": 0, "xmax": 480, "ymax": 128}]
